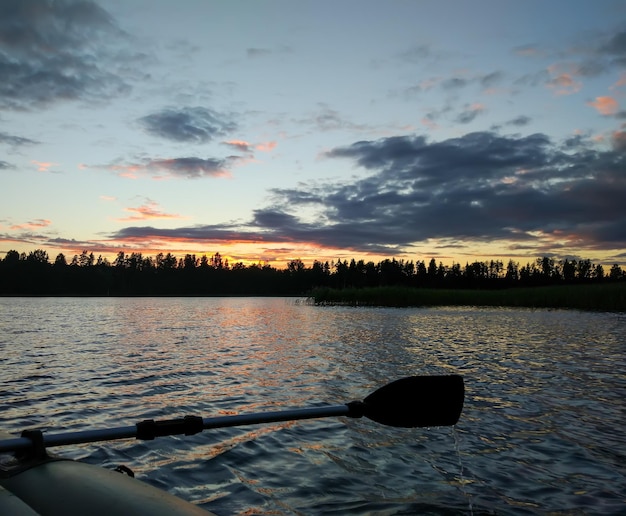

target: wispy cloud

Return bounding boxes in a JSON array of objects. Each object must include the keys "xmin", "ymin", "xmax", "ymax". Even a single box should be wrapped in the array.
[
  {"xmin": 10, "ymin": 219, "xmax": 52, "ymax": 231},
  {"xmin": 104, "ymin": 156, "xmax": 237, "ymax": 180},
  {"xmin": 115, "ymin": 201, "xmax": 186, "ymax": 222},
  {"xmin": 246, "ymin": 45, "xmax": 291, "ymax": 59},
  {"xmin": 297, "ymin": 105, "xmax": 369, "ymax": 132}
]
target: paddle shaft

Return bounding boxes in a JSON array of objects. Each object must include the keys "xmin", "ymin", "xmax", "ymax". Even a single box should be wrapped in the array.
[{"xmin": 0, "ymin": 404, "xmax": 351, "ymax": 453}]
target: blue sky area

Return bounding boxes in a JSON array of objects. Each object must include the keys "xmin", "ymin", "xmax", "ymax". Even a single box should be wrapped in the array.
[{"xmin": 1, "ymin": 0, "xmax": 625, "ymax": 267}]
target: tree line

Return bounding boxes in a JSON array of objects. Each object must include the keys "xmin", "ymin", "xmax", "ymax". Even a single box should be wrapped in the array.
[{"xmin": 0, "ymin": 248, "xmax": 624, "ymax": 296}]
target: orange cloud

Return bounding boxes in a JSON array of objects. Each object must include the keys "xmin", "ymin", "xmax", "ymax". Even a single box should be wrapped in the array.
[
  {"xmin": 255, "ymin": 141, "xmax": 277, "ymax": 152},
  {"xmin": 115, "ymin": 201, "xmax": 186, "ymax": 222},
  {"xmin": 546, "ymin": 70, "xmax": 581, "ymax": 96},
  {"xmin": 224, "ymin": 140, "xmax": 252, "ymax": 152},
  {"xmin": 611, "ymin": 73, "xmax": 626, "ymax": 90},
  {"xmin": 587, "ymin": 96, "xmax": 619, "ymax": 116},
  {"xmin": 32, "ymin": 160, "xmax": 59, "ymax": 172},
  {"xmin": 10, "ymin": 219, "xmax": 52, "ymax": 230}
]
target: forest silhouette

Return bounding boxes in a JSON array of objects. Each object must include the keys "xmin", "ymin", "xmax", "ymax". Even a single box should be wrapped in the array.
[{"xmin": 1, "ymin": 248, "xmax": 624, "ymax": 296}]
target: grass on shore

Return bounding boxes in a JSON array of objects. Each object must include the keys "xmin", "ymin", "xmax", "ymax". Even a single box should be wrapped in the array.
[{"xmin": 310, "ymin": 282, "xmax": 626, "ymax": 312}]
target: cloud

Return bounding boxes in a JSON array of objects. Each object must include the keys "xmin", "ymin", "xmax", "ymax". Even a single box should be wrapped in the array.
[
  {"xmin": 32, "ymin": 160, "xmax": 59, "ymax": 172},
  {"xmin": 138, "ymin": 107, "xmax": 237, "ymax": 143},
  {"xmin": 456, "ymin": 103, "xmax": 486, "ymax": 124},
  {"xmin": 612, "ymin": 129, "xmax": 626, "ymax": 151},
  {"xmin": 546, "ymin": 67, "xmax": 582, "ymax": 95},
  {"xmin": 110, "ymin": 131, "xmax": 625, "ymax": 258},
  {"xmin": 115, "ymin": 201, "xmax": 186, "ymax": 222},
  {"xmin": 0, "ymin": 160, "xmax": 14, "ymax": 169},
  {"xmin": 600, "ymin": 28, "xmax": 626, "ymax": 67},
  {"xmin": 0, "ymin": 0, "xmax": 133, "ymax": 110},
  {"xmin": 106, "ymin": 156, "xmax": 236, "ymax": 179},
  {"xmin": 0, "ymin": 131, "xmax": 38, "ymax": 146},
  {"xmin": 508, "ymin": 115, "xmax": 532, "ymax": 126},
  {"xmin": 481, "ymin": 71, "xmax": 504, "ymax": 88},
  {"xmin": 223, "ymin": 140, "xmax": 252, "ymax": 153},
  {"xmin": 442, "ymin": 77, "xmax": 469, "ymax": 91},
  {"xmin": 398, "ymin": 44, "xmax": 432, "ymax": 63},
  {"xmin": 514, "ymin": 45, "xmax": 545, "ymax": 58},
  {"xmin": 296, "ymin": 105, "xmax": 369, "ymax": 132},
  {"xmin": 263, "ymin": 132, "xmax": 623, "ymax": 253},
  {"xmin": 514, "ymin": 26, "xmax": 626, "ymax": 97},
  {"xmin": 256, "ymin": 141, "xmax": 277, "ymax": 152},
  {"xmin": 611, "ymin": 73, "xmax": 626, "ymax": 89},
  {"xmin": 246, "ymin": 45, "xmax": 291, "ymax": 59},
  {"xmin": 247, "ymin": 48, "xmax": 272, "ymax": 58},
  {"xmin": 396, "ymin": 71, "xmax": 504, "ymax": 103},
  {"xmin": 10, "ymin": 219, "xmax": 51, "ymax": 230},
  {"xmin": 587, "ymin": 96, "xmax": 619, "ymax": 116},
  {"xmin": 112, "ymin": 224, "xmax": 272, "ymax": 245}
]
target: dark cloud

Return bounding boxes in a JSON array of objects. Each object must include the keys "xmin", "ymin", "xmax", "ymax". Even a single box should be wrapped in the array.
[
  {"xmin": 612, "ymin": 130, "xmax": 626, "ymax": 152},
  {"xmin": 0, "ymin": 0, "xmax": 133, "ymax": 110},
  {"xmin": 110, "ymin": 133, "xmax": 625, "ymax": 258},
  {"xmin": 456, "ymin": 105, "xmax": 485, "ymax": 124},
  {"xmin": 246, "ymin": 132, "xmax": 622, "ymax": 254},
  {"xmin": 247, "ymin": 48, "xmax": 272, "ymax": 58},
  {"xmin": 112, "ymin": 224, "xmax": 276, "ymax": 244},
  {"xmin": 0, "ymin": 131, "xmax": 38, "ymax": 145},
  {"xmin": 442, "ymin": 77, "xmax": 469, "ymax": 90},
  {"xmin": 481, "ymin": 71, "xmax": 504, "ymax": 88},
  {"xmin": 0, "ymin": 160, "xmax": 14, "ymax": 169},
  {"xmin": 246, "ymin": 45, "xmax": 291, "ymax": 59},
  {"xmin": 398, "ymin": 44, "xmax": 432, "ymax": 63},
  {"xmin": 508, "ymin": 115, "xmax": 531, "ymax": 127},
  {"xmin": 600, "ymin": 28, "xmax": 626, "ymax": 66},
  {"xmin": 138, "ymin": 107, "xmax": 237, "ymax": 143}
]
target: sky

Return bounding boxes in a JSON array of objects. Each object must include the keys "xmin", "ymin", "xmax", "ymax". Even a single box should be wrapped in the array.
[{"xmin": 1, "ymin": 0, "xmax": 625, "ymax": 268}]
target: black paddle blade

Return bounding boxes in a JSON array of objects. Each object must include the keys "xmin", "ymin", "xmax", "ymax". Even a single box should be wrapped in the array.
[{"xmin": 361, "ymin": 375, "xmax": 464, "ymax": 428}]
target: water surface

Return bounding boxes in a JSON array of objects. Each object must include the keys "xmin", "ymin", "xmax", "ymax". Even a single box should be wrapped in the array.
[{"xmin": 1, "ymin": 297, "xmax": 624, "ymax": 514}]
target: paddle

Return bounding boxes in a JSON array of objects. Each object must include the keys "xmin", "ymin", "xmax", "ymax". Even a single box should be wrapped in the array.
[{"xmin": 0, "ymin": 375, "xmax": 463, "ymax": 454}]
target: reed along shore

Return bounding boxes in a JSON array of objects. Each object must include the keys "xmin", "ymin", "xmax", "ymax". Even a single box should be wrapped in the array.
[{"xmin": 310, "ymin": 282, "xmax": 626, "ymax": 312}]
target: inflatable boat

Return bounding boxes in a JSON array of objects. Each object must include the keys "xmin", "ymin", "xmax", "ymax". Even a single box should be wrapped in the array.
[
  {"xmin": 0, "ymin": 375, "xmax": 463, "ymax": 515},
  {"xmin": 0, "ymin": 440, "xmax": 212, "ymax": 515}
]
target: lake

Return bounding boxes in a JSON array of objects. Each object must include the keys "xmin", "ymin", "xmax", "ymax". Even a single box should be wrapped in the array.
[{"xmin": 1, "ymin": 297, "xmax": 624, "ymax": 514}]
